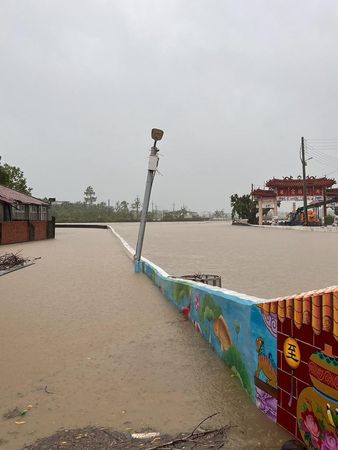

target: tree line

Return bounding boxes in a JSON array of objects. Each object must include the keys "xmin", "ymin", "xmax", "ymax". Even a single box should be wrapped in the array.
[
  {"xmin": 0, "ymin": 157, "xmax": 229, "ymax": 223},
  {"xmin": 53, "ymin": 188, "xmax": 144, "ymax": 222},
  {"xmin": 52, "ymin": 187, "xmax": 227, "ymax": 223}
]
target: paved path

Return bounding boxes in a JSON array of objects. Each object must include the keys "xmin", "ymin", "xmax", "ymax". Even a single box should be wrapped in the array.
[{"xmin": 0, "ymin": 229, "xmax": 289, "ymax": 449}]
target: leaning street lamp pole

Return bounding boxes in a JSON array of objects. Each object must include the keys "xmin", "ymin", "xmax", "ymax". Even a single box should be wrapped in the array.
[{"xmin": 134, "ymin": 128, "xmax": 164, "ymax": 269}]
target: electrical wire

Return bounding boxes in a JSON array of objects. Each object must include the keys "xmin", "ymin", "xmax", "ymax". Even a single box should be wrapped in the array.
[
  {"xmin": 307, "ymin": 151, "xmax": 338, "ymax": 167},
  {"xmin": 303, "ymin": 139, "xmax": 338, "ymax": 178},
  {"xmin": 307, "ymin": 150, "xmax": 337, "ymax": 161},
  {"xmin": 306, "ymin": 145, "xmax": 338, "ymax": 163}
]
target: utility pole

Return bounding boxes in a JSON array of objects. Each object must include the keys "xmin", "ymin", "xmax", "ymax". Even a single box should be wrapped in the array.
[
  {"xmin": 301, "ymin": 136, "xmax": 308, "ymax": 226},
  {"xmin": 323, "ymin": 188, "xmax": 327, "ymax": 225},
  {"xmin": 135, "ymin": 129, "xmax": 164, "ymax": 268}
]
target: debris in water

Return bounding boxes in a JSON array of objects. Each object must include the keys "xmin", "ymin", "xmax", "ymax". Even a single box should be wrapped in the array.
[
  {"xmin": 0, "ymin": 251, "xmax": 39, "ymax": 276},
  {"xmin": 0, "ymin": 252, "xmax": 28, "ymax": 270},
  {"xmin": 3, "ymin": 407, "xmax": 21, "ymax": 420},
  {"xmin": 44, "ymin": 385, "xmax": 55, "ymax": 394},
  {"xmin": 131, "ymin": 432, "xmax": 160, "ymax": 439}
]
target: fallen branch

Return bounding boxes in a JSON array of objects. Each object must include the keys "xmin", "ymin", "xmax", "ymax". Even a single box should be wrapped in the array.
[
  {"xmin": 145, "ymin": 413, "xmax": 232, "ymax": 450},
  {"xmin": 0, "ymin": 251, "xmax": 28, "ymax": 271},
  {"xmin": 190, "ymin": 412, "xmax": 219, "ymax": 435}
]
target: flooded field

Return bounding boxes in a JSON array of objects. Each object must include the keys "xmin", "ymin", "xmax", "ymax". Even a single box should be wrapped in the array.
[
  {"xmin": 112, "ymin": 221, "xmax": 338, "ymax": 298},
  {"xmin": 0, "ymin": 228, "xmax": 290, "ymax": 450}
]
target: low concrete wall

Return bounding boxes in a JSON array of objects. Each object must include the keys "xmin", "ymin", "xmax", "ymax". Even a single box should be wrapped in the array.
[
  {"xmin": 109, "ymin": 226, "xmax": 338, "ymax": 449},
  {"xmin": 251, "ymin": 224, "xmax": 338, "ymax": 232}
]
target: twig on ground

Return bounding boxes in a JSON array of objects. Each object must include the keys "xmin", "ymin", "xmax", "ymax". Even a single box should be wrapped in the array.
[
  {"xmin": 44, "ymin": 385, "xmax": 55, "ymax": 394},
  {"xmin": 190, "ymin": 412, "xmax": 219, "ymax": 435},
  {"xmin": 145, "ymin": 413, "xmax": 232, "ymax": 450}
]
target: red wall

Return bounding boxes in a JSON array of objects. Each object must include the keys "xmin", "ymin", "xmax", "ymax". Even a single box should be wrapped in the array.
[
  {"xmin": 0, "ymin": 221, "xmax": 48, "ymax": 245},
  {"xmin": 1, "ymin": 221, "xmax": 30, "ymax": 245},
  {"xmin": 30, "ymin": 221, "xmax": 47, "ymax": 241}
]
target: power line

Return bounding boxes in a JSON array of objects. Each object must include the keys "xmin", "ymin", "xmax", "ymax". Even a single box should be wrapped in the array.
[
  {"xmin": 310, "ymin": 157, "xmax": 338, "ymax": 172},
  {"xmin": 306, "ymin": 143, "xmax": 338, "ymax": 152},
  {"xmin": 307, "ymin": 154, "xmax": 338, "ymax": 169},
  {"xmin": 303, "ymin": 141, "xmax": 338, "ymax": 177},
  {"xmin": 307, "ymin": 149, "xmax": 337, "ymax": 162},
  {"xmin": 306, "ymin": 140, "xmax": 338, "ymax": 152},
  {"xmin": 306, "ymin": 146, "xmax": 338, "ymax": 164},
  {"xmin": 306, "ymin": 138, "xmax": 338, "ymax": 141}
]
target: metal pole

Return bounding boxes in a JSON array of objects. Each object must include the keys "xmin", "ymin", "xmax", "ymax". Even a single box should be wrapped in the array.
[
  {"xmin": 323, "ymin": 188, "xmax": 327, "ymax": 225},
  {"xmin": 134, "ymin": 145, "xmax": 159, "ymax": 265},
  {"xmin": 301, "ymin": 136, "xmax": 308, "ymax": 226}
]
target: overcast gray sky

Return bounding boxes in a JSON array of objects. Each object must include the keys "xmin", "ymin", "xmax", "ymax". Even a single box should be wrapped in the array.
[{"xmin": 1, "ymin": 1, "xmax": 338, "ymax": 212}]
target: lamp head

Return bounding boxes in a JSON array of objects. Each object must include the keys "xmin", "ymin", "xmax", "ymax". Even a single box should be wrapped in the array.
[{"xmin": 151, "ymin": 128, "xmax": 164, "ymax": 142}]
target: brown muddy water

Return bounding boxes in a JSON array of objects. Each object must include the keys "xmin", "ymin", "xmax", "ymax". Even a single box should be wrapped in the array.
[
  {"xmin": 112, "ymin": 221, "xmax": 338, "ymax": 298},
  {"xmin": 1, "ymin": 227, "xmax": 291, "ymax": 450}
]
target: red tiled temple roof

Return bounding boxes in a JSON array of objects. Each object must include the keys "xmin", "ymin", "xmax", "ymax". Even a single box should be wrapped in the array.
[
  {"xmin": 266, "ymin": 176, "xmax": 336, "ymax": 189},
  {"xmin": 252, "ymin": 189, "xmax": 277, "ymax": 198}
]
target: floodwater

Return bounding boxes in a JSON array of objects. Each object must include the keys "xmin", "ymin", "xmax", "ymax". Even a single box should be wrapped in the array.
[
  {"xmin": 0, "ymin": 228, "xmax": 290, "ymax": 450},
  {"xmin": 112, "ymin": 221, "xmax": 338, "ymax": 298}
]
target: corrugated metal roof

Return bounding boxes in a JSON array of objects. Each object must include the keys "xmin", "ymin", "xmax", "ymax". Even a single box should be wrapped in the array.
[{"xmin": 0, "ymin": 185, "xmax": 49, "ymax": 206}]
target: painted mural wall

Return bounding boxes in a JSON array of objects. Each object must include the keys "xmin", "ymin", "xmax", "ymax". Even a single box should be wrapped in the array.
[
  {"xmin": 257, "ymin": 289, "xmax": 338, "ymax": 450},
  {"xmin": 136, "ymin": 257, "xmax": 338, "ymax": 450},
  {"xmin": 109, "ymin": 225, "xmax": 338, "ymax": 449},
  {"xmin": 138, "ymin": 258, "xmax": 259, "ymax": 400}
]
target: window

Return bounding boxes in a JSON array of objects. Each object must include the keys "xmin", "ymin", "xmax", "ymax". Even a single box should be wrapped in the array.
[
  {"xmin": 29, "ymin": 205, "xmax": 39, "ymax": 220},
  {"xmin": 12, "ymin": 204, "xmax": 26, "ymax": 220},
  {"xmin": 41, "ymin": 206, "xmax": 47, "ymax": 221}
]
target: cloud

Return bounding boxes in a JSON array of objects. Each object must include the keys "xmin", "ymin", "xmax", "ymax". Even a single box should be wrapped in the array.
[{"xmin": 1, "ymin": 0, "xmax": 338, "ymax": 210}]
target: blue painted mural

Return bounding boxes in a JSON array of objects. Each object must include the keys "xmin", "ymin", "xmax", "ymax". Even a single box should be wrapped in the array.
[
  {"xmin": 138, "ymin": 258, "xmax": 263, "ymax": 401},
  {"xmin": 110, "ymin": 226, "xmax": 338, "ymax": 448},
  {"xmin": 251, "ymin": 305, "xmax": 278, "ymax": 422}
]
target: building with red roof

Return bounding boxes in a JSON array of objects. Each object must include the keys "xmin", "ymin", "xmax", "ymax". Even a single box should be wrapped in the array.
[{"xmin": 0, "ymin": 184, "xmax": 54, "ymax": 245}]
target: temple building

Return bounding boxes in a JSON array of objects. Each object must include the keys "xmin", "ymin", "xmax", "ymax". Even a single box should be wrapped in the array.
[{"xmin": 252, "ymin": 176, "xmax": 338, "ymax": 225}]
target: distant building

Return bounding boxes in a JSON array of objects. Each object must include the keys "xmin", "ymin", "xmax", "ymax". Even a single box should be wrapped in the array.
[
  {"xmin": 0, "ymin": 185, "xmax": 54, "ymax": 245},
  {"xmin": 183, "ymin": 211, "xmax": 199, "ymax": 220}
]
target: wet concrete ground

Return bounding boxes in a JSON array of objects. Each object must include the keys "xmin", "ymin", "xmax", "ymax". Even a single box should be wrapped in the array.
[{"xmin": 0, "ymin": 228, "xmax": 289, "ymax": 449}]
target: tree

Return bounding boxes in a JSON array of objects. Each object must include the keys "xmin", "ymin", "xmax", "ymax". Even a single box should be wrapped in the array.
[
  {"xmin": 114, "ymin": 200, "xmax": 130, "ymax": 220},
  {"xmin": 131, "ymin": 196, "xmax": 141, "ymax": 219},
  {"xmin": 178, "ymin": 205, "xmax": 188, "ymax": 219},
  {"xmin": 214, "ymin": 209, "xmax": 225, "ymax": 218},
  {"xmin": 0, "ymin": 157, "xmax": 32, "ymax": 194},
  {"xmin": 230, "ymin": 194, "xmax": 257, "ymax": 224},
  {"xmin": 83, "ymin": 186, "xmax": 97, "ymax": 205}
]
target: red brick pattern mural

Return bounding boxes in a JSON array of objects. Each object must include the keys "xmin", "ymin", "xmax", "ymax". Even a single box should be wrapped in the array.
[{"xmin": 259, "ymin": 287, "xmax": 338, "ymax": 449}]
